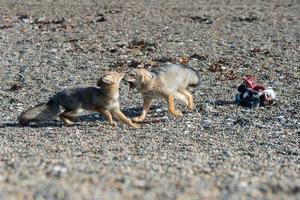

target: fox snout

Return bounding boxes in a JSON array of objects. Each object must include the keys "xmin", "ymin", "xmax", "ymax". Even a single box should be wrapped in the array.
[{"xmin": 124, "ymin": 73, "xmax": 137, "ymax": 89}]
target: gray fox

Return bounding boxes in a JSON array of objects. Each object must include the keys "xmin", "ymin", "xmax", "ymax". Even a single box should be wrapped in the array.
[
  {"xmin": 125, "ymin": 63, "xmax": 199, "ymax": 122},
  {"xmin": 18, "ymin": 72, "xmax": 137, "ymax": 128}
]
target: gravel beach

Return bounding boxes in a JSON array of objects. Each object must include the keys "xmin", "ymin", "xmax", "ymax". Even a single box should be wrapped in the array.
[{"xmin": 0, "ymin": 0, "xmax": 299, "ymax": 199}]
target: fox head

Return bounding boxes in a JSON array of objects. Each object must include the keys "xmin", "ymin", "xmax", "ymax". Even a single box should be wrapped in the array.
[
  {"xmin": 97, "ymin": 72, "xmax": 125, "ymax": 87},
  {"xmin": 125, "ymin": 69, "xmax": 153, "ymax": 89}
]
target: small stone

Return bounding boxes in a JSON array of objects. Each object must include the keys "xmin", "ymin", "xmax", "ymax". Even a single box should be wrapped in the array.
[
  {"xmin": 134, "ymin": 179, "xmax": 146, "ymax": 188},
  {"xmin": 161, "ymin": 116, "xmax": 168, "ymax": 120},
  {"xmin": 9, "ymin": 83, "xmax": 22, "ymax": 91},
  {"xmin": 0, "ymin": 175, "xmax": 8, "ymax": 182},
  {"xmin": 224, "ymin": 117, "xmax": 237, "ymax": 125},
  {"xmin": 277, "ymin": 116, "xmax": 286, "ymax": 123},
  {"xmin": 202, "ymin": 118, "xmax": 211, "ymax": 127},
  {"xmin": 223, "ymin": 149, "xmax": 232, "ymax": 158},
  {"xmin": 205, "ymin": 105, "xmax": 218, "ymax": 113},
  {"xmin": 109, "ymin": 48, "xmax": 117, "ymax": 53},
  {"xmin": 229, "ymin": 44, "xmax": 236, "ymax": 49},
  {"xmin": 186, "ymin": 124, "xmax": 192, "ymax": 129},
  {"xmin": 156, "ymin": 108, "xmax": 163, "ymax": 112},
  {"xmin": 53, "ymin": 165, "xmax": 67, "ymax": 174},
  {"xmin": 95, "ymin": 16, "xmax": 105, "ymax": 22}
]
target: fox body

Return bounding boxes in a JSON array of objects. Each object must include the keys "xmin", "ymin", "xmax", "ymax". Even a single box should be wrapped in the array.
[
  {"xmin": 125, "ymin": 63, "xmax": 199, "ymax": 122},
  {"xmin": 19, "ymin": 72, "xmax": 137, "ymax": 127}
]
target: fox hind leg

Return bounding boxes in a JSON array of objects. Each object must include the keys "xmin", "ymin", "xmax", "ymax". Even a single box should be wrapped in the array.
[
  {"xmin": 166, "ymin": 95, "xmax": 183, "ymax": 117},
  {"xmin": 179, "ymin": 90, "xmax": 195, "ymax": 110},
  {"xmin": 59, "ymin": 110, "xmax": 78, "ymax": 126},
  {"xmin": 174, "ymin": 92, "xmax": 189, "ymax": 106}
]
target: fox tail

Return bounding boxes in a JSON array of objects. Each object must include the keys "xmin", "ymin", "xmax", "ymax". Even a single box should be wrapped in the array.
[{"xmin": 18, "ymin": 96, "xmax": 60, "ymax": 125}]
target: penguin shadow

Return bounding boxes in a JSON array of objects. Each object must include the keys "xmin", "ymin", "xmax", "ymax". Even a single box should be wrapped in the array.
[{"xmin": 213, "ymin": 99, "xmax": 237, "ymax": 106}]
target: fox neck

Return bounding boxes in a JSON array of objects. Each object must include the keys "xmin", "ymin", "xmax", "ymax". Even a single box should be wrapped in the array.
[
  {"xmin": 101, "ymin": 84, "xmax": 119, "ymax": 99},
  {"xmin": 141, "ymin": 75, "xmax": 155, "ymax": 92}
]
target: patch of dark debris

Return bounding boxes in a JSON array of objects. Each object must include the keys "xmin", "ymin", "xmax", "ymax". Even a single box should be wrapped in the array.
[
  {"xmin": 232, "ymin": 11, "xmax": 261, "ymax": 23},
  {"xmin": 189, "ymin": 15, "xmax": 213, "ymax": 24},
  {"xmin": 128, "ymin": 39, "xmax": 158, "ymax": 52}
]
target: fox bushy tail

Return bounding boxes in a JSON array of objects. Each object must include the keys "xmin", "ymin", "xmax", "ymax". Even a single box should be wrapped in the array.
[{"xmin": 18, "ymin": 96, "xmax": 60, "ymax": 125}]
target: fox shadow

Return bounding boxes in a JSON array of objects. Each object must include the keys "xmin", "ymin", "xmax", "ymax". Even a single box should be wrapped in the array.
[
  {"xmin": 2, "ymin": 100, "xmax": 236, "ymax": 128},
  {"xmin": 2, "ymin": 121, "xmax": 63, "ymax": 128},
  {"xmin": 212, "ymin": 100, "xmax": 236, "ymax": 106},
  {"xmin": 77, "ymin": 106, "xmax": 143, "ymax": 122},
  {"xmin": 2, "ymin": 107, "xmax": 144, "ymax": 128}
]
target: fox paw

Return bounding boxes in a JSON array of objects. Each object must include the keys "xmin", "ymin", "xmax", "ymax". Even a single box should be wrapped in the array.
[
  {"xmin": 128, "ymin": 120, "xmax": 139, "ymax": 128},
  {"xmin": 109, "ymin": 121, "xmax": 117, "ymax": 127},
  {"xmin": 131, "ymin": 123, "xmax": 139, "ymax": 128},
  {"xmin": 188, "ymin": 104, "xmax": 195, "ymax": 110},
  {"xmin": 63, "ymin": 120, "xmax": 75, "ymax": 126},
  {"xmin": 132, "ymin": 116, "xmax": 145, "ymax": 123},
  {"xmin": 171, "ymin": 110, "xmax": 183, "ymax": 117}
]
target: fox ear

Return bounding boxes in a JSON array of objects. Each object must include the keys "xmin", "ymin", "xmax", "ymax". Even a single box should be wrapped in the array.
[{"xmin": 101, "ymin": 75, "xmax": 114, "ymax": 84}]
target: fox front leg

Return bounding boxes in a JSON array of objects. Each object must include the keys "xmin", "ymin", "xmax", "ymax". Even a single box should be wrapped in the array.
[
  {"xmin": 111, "ymin": 110, "xmax": 138, "ymax": 128},
  {"xmin": 96, "ymin": 108, "xmax": 117, "ymax": 127},
  {"xmin": 132, "ymin": 97, "xmax": 152, "ymax": 123},
  {"xmin": 167, "ymin": 95, "xmax": 183, "ymax": 117}
]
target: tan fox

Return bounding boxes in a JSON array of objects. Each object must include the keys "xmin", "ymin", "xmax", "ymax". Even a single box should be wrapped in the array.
[
  {"xmin": 18, "ymin": 72, "xmax": 137, "ymax": 128},
  {"xmin": 125, "ymin": 63, "xmax": 199, "ymax": 122}
]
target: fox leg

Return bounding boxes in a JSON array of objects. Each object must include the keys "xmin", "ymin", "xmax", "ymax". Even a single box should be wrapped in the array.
[
  {"xmin": 174, "ymin": 92, "xmax": 189, "ymax": 106},
  {"xmin": 167, "ymin": 95, "xmax": 183, "ymax": 117},
  {"xmin": 96, "ymin": 108, "xmax": 116, "ymax": 127},
  {"xmin": 179, "ymin": 90, "xmax": 195, "ymax": 110},
  {"xmin": 111, "ymin": 110, "xmax": 138, "ymax": 128},
  {"xmin": 133, "ymin": 97, "xmax": 152, "ymax": 122},
  {"xmin": 59, "ymin": 110, "xmax": 77, "ymax": 126}
]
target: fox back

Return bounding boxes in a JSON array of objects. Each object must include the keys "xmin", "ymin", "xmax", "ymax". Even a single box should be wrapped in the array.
[
  {"xmin": 151, "ymin": 63, "xmax": 200, "ymax": 90},
  {"xmin": 56, "ymin": 87, "xmax": 118, "ymax": 112}
]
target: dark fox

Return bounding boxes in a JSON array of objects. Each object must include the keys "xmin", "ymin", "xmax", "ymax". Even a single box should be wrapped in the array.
[{"xmin": 18, "ymin": 72, "xmax": 137, "ymax": 127}]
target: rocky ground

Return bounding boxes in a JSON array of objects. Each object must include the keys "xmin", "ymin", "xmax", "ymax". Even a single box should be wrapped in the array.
[{"xmin": 0, "ymin": 0, "xmax": 299, "ymax": 199}]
